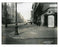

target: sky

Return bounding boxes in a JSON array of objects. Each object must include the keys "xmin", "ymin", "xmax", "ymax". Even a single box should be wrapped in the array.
[{"xmin": 17, "ymin": 3, "xmax": 34, "ymax": 22}]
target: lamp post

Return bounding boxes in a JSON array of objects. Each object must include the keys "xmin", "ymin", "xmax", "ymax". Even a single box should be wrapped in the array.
[
  {"xmin": 4, "ymin": 3, "xmax": 8, "ymax": 28},
  {"xmin": 15, "ymin": 3, "xmax": 19, "ymax": 35}
]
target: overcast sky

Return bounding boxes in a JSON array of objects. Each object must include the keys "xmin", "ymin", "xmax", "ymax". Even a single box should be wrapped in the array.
[{"xmin": 17, "ymin": 3, "xmax": 33, "ymax": 22}]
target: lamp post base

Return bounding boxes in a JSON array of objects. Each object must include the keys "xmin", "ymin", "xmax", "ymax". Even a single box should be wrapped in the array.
[{"xmin": 15, "ymin": 26, "xmax": 19, "ymax": 35}]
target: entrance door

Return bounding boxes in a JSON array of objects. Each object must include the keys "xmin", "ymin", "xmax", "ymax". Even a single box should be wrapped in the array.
[
  {"xmin": 48, "ymin": 15, "xmax": 54, "ymax": 27},
  {"xmin": 44, "ymin": 15, "xmax": 48, "ymax": 26}
]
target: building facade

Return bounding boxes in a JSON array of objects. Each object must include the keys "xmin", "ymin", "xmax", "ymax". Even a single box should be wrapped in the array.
[{"xmin": 32, "ymin": 3, "xmax": 57, "ymax": 27}]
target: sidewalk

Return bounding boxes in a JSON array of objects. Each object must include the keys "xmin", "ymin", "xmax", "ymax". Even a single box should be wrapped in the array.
[
  {"xmin": 2, "ymin": 24, "xmax": 57, "ymax": 44},
  {"xmin": 9, "ymin": 25, "xmax": 57, "ymax": 39}
]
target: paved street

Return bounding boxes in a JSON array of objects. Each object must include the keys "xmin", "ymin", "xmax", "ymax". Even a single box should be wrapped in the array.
[{"xmin": 2, "ymin": 23, "xmax": 57, "ymax": 44}]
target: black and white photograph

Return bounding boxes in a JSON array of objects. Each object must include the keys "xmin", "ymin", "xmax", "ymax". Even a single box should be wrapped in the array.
[{"xmin": 2, "ymin": 2, "xmax": 57, "ymax": 44}]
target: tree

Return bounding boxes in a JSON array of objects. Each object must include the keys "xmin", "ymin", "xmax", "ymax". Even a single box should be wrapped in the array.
[{"xmin": 2, "ymin": 3, "xmax": 11, "ymax": 27}]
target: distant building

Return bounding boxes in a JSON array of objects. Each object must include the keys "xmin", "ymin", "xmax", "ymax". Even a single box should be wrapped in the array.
[{"xmin": 2, "ymin": 3, "xmax": 24, "ymax": 24}]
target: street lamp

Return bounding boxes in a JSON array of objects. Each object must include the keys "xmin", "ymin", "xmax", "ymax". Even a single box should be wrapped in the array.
[
  {"xmin": 15, "ymin": 3, "xmax": 19, "ymax": 35},
  {"xmin": 4, "ymin": 3, "xmax": 8, "ymax": 28}
]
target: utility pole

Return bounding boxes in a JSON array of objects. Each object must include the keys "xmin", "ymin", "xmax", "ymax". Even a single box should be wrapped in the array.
[{"xmin": 15, "ymin": 3, "xmax": 19, "ymax": 35}]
